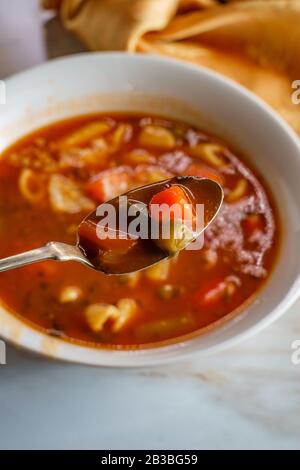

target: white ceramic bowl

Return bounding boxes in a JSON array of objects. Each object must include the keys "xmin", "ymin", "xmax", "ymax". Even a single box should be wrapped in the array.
[{"xmin": 0, "ymin": 53, "xmax": 300, "ymax": 366}]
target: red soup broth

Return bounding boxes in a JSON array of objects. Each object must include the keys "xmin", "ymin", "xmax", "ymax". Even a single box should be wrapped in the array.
[{"xmin": 0, "ymin": 114, "xmax": 280, "ymax": 347}]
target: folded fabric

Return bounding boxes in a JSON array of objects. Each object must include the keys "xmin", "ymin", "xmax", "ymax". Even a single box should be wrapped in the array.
[{"xmin": 43, "ymin": 0, "xmax": 300, "ymax": 136}]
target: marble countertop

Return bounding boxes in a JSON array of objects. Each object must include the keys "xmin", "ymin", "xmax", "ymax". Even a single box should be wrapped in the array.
[
  {"xmin": 0, "ymin": 10, "xmax": 299, "ymax": 450},
  {"xmin": 1, "ymin": 299, "xmax": 299, "ymax": 450}
]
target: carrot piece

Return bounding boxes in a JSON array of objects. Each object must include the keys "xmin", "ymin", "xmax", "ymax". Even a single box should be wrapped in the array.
[
  {"xmin": 184, "ymin": 163, "xmax": 224, "ymax": 187},
  {"xmin": 79, "ymin": 219, "xmax": 137, "ymax": 253},
  {"xmin": 150, "ymin": 186, "xmax": 188, "ymax": 207},
  {"xmin": 86, "ymin": 167, "xmax": 130, "ymax": 203},
  {"xmin": 149, "ymin": 185, "xmax": 194, "ymax": 222}
]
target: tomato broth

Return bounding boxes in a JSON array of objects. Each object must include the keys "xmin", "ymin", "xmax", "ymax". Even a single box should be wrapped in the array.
[{"xmin": 0, "ymin": 114, "xmax": 279, "ymax": 347}]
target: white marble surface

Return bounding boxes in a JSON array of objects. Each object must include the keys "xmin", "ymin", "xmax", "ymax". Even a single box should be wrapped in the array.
[
  {"xmin": 0, "ymin": 8, "xmax": 299, "ymax": 450},
  {"xmin": 0, "ymin": 299, "xmax": 299, "ymax": 450}
]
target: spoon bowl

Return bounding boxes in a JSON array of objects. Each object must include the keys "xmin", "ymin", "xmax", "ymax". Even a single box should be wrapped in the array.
[{"xmin": 78, "ymin": 176, "xmax": 223, "ymax": 274}]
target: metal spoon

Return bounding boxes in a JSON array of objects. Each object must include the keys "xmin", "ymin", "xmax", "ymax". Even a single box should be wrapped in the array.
[{"xmin": 0, "ymin": 176, "xmax": 223, "ymax": 275}]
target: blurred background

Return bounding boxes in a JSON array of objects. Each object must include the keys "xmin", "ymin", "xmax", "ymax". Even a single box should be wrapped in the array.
[
  {"xmin": 0, "ymin": 0, "xmax": 82, "ymax": 77},
  {"xmin": 0, "ymin": 0, "xmax": 300, "ymax": 451}
]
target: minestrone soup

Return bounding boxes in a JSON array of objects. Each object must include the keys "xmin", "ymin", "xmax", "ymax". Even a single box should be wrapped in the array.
[{"xmin": 0, "ymin": 114, "xmax": 279, "ymax": 347}]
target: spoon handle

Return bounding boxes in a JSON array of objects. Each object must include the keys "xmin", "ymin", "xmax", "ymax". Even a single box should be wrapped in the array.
[
  {"xmin": 0, "ymin": 242, "xmax": 93, "ymax": 273},
  {"xmin": 0, "ymin": 244, "xmax": 56, "ymax": 272}
]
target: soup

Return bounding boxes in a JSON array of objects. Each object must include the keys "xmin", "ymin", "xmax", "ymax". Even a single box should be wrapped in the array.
[{"xmin": 0, "ymin": 114, "xmax": 279, "ymax": 347}]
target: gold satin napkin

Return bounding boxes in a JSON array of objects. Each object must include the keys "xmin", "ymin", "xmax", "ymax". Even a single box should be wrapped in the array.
[{"xmin": 43, "ymin": 0, "xmax": 300, "ymax": 136}]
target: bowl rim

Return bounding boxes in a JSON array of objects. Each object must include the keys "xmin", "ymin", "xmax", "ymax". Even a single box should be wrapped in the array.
[{"xmin": 1, "ymin": 51, "xmax": 300, "ymax": 367}]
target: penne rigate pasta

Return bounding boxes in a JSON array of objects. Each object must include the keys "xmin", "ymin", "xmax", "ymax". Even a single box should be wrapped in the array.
[
  {"xmin": 110, "ymin": 124, "xmax": 132, "ymax": 149},
  {"xmin": 57, "ymin": 121, "xmax": 112, "ymax": 149},
  {"xmin": 138, "ymin": 125, "xmax": 176, "ymax": 149}
]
